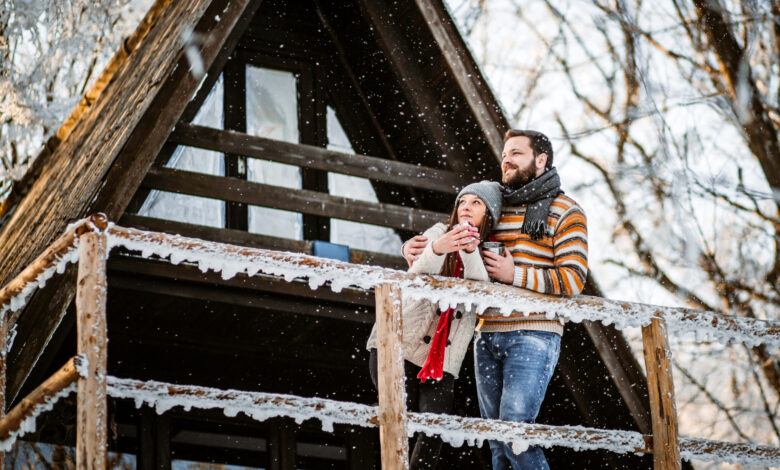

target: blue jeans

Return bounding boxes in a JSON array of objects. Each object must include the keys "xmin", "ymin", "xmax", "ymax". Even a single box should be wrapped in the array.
[{"xmin": 474, "ymin": 330, "xmax": 561, "ymax": 470}]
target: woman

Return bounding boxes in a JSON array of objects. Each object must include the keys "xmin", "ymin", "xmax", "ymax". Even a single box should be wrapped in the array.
[{"xmin": 366, "ymin": 180, "xmax": 502, "ymax": 470}]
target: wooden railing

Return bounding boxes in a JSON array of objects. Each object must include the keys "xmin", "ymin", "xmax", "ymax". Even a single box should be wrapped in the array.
[{"xmin": 1, "ymin": 214, "xmax": 780, "ymax": 469}]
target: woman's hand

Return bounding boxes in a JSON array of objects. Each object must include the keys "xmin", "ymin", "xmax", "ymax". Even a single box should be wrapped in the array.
[{"xmin": 432, "ymin": 224, "xmax": 480, "ymax": 255}]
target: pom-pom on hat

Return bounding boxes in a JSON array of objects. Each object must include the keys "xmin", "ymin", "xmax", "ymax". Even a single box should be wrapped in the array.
[{"xmin": 456, "ymin": 181, "xmax": 503, "ymax": 223}]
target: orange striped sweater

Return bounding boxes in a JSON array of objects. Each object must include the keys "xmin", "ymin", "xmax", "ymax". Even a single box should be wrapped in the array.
[{"xmin": 476, "ymin": 194, "xmax": 588, "ymax": 335}]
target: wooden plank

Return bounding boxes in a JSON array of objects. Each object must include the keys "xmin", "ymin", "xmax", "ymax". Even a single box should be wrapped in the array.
[
  {"xmin": 413, "ymin": 0, "xmax": 507, "ymax": 160},
  {"xmin": 0, "ymin": 356, "xmax": 81, "ymax": 441},
  {"xmin": 169, "ymin": 124, "xmax": 460, "ymax": 194},
  {"xmin": 140, "ymin": 166, "xmax": 446, "ymax": 233},
  {"xmin": 642, "ymin": 318, "xmax": 681, "ymax": 469},
  {"xmin": 109, "ymin": 273, "xmax": 374, "ymax": 323},
  {"xmin": 76, "ymin": 232, "xmax": 109, "ymax": 470},
  {"xmin": 268, "ymin": 419, "xmax": 297, "ymax": 470},
  {"xmin": 298, "ymin": 61, "xmax": 331, "ymax": 242},
  {"xmin": 374, "ymin": 283, "xmax": 408, "ymax": 470},
  {"xmin": 107, "ymin": 255, "xmax": 375, "ymax": 307},
  {"xmin": 119, "ymin": 214, "xmax": 407, "ymax": 269},
  {"xmin": 223, "ymin": 55, "xmax": 249, "ymax": 231},
  {"xmin": 354, "ymin": 0, "xmax": 468, "ymax": 176},
  {"xmin": 584, "ymin": 320, "xmax": 652, "ymax": 434}
]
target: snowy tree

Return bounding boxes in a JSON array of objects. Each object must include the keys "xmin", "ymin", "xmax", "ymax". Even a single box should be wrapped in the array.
[{"xmin": 0, "ymin": 0, "xmax": 152, "ymax": 202}]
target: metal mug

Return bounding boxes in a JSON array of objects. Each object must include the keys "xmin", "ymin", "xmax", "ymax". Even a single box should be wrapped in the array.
[{"xmin": 482, "ymin": 241, "xmax": 505, "ymax": 256}]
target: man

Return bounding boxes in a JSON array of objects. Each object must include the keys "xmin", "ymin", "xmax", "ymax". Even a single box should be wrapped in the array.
[{"xmin": 403, "ymin": 129, "xmax": 588, "ymax": 469}]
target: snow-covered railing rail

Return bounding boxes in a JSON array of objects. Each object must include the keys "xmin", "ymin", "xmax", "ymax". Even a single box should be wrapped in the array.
[
  {"xmin": 1, "ymin": 214, "xmax": 780, "ymax": 470},
  {"xmin": 104, "ymin": 376, "xmax": 780, "ymax": 468}
]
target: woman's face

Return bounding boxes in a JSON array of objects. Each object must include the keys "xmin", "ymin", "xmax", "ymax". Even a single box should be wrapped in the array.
[{"xmin": 457, "ymin": 194, "xmax": 487, "ymax": 226}]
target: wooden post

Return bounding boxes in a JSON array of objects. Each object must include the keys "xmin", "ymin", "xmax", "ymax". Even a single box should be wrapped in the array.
[
  {"xmin": 76, "ymin": 232, "xmax": 108, "ymax": 470},
  {"xmin": 375, "ymin": 283, "xmax": 408, "ymax": 470},
  {"xmin": 642, "ymin": 317, "xmax": 681, "ymax": 469}
]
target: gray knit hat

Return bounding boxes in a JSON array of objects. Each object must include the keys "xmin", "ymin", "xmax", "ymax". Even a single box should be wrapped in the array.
[{"xmin": 456, "ymin": 181, "xmax": 503, "ymax": 223}]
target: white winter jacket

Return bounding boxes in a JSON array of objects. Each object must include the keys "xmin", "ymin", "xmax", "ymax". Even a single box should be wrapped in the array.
[{"xmin": 365, "ymin": 222, "xmax": 490, "ymax": 378}]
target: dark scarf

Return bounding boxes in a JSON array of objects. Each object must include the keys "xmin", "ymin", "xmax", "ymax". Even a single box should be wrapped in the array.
[{"xmin": 501, "ymin": 167, "xmax": 563, "ymax": 240}]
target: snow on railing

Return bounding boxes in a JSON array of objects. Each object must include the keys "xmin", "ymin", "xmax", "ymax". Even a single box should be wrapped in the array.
[
  {"xmin": 105, "ymin": 375, "xmax": 780, "ymax": 467},
  {"xmin": 2, "ymin": 214, "xmax": 780, "ymax": 469}
]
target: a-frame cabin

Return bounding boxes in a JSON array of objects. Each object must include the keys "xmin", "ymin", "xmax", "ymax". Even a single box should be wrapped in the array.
[{"xmin": 0, "ymin": 0, "xmax": 658, "ymax": 467}]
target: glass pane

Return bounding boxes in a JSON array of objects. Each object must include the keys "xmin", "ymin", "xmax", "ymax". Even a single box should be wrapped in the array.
[
  {"xmin": 326, "ymin": 107, "xmax": 402, "ymax": 255},
  {"xmin": 140, "ymin": 191, "xmax": 224, "ymax": 228},
  {"xmin": 193, "ymin": 74, "xmax": 224, "ymax": 128},
  {"xmin": 246, "ymin": 66, "xmax": 302, "ymax": 239},
  {"xmin": 138, "ymin": 77, "xmax": 225, "ymax": 226}
]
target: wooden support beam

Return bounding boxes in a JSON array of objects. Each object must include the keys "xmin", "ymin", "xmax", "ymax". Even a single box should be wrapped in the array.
[
  {"xmin": 412, "ymin": 0, "xmax": 507, "ymax": 161},
  {"xmin": 169, "ymin": 124, "xmax": 460, "ymax": 194},
  {"xmin": 584, "ymin": 320, "xmax": 652, "ymax": 434},
  {"xmin": 375, "ymin": 283, "xmax": 408, "ymax": 470},
  {"xmin": 107, "ymin": 255, "xmax": 375, "ymax": 307},
  {"xmin": 141, "ymin": 166, "xmax": 445, "ymax": 233},
  {"xmin": 223, "ymin": 55, "xmax": 249, "ymax": 231},
  {"xmin": 642, "ymin": 318, "xmax": 681, "ymax": 470},
  {"xmin": 76, "ymin": 232, "xmax": 108, "ymax": 470},
  {"xmin": 119, "ymin": 214, "xmax": 407, "ymax": 269},
  {"xmin": 0, "ymin": 356, "xmax": 81, "ymax": 442},
  {"xmin": 354, "ymin": 0, "xmax": 469, "ymax": 176}
]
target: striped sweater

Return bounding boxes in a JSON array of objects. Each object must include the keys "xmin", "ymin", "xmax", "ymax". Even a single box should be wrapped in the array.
[{"xmin": 476, "ymin": 194, "xmax": 588, "ymax": 335}]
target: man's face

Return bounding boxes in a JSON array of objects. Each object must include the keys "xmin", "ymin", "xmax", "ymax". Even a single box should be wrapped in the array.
[{"xmin": 501, "ymin": 136, "xmax": 546, "ymax": 188}]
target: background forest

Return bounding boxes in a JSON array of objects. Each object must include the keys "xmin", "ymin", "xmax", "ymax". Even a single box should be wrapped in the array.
[{"xmin": 1, "ymin": 0, "xmax": 779, "ymax": 468}]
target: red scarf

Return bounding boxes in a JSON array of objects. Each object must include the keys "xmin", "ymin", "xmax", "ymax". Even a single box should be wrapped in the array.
[{"xmin": 417, "ymin": 255, "xmax": 463, "ymax": 382}]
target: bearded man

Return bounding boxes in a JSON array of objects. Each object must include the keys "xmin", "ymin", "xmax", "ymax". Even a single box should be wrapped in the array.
[{"xmin": 403, "ymin": 129, "xmax": 588, "ymax": 470}]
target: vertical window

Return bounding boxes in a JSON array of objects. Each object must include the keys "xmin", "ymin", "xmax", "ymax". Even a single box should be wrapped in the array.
[
  {"xmin": 245, "ymin": 66, "xmax": 303, "ymax": 239},
  {"xmin": 326, "ymin": 107, "xmax": 402, "ymax": 254},
  {"xmin": 139, "ymin": 76, "xmax": 225, "ymax": 227}
]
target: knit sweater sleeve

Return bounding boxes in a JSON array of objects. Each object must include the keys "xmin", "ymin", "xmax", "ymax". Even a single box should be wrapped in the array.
[
  {"xmin": 408, "ymin": 223, "xmax": 448, "ymax": 275},
  {"xmin": 513, "ymin": 206, "xmax": 588, "ymax": 295}
]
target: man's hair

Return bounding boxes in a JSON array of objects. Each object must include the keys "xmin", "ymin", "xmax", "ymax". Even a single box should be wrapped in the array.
[{"xmin": 504, "ymin": 129, "xmax": 554, "ymax": 170}]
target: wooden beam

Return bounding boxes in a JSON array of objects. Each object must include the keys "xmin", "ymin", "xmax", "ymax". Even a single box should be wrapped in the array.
[
  {"xmin": 413, "ymin": 0, "xmax": 507, "ymax": 161},
  {"xmin": 169, "ymin": 124, "xmax": 460, "ymax": 194},
  {"xmin": 107, "ymin": 255, "xmax": 375, "ymax": 307},
  {"xmin": 0, "ymin": 356, "xmax": 81, "ymax": 441},
  {"xmin": 375, "ymin": 283, "xmax": 408, "ymax": 470},
  {"xmin": 120, "ymin": 214, "xmax": 407, "ymax": 270},
  {"xmin": 140, "ymin": 166, "xmax": 445, "ymax": 232},
  {"xmin": 76, "ymin": 232, "xmax": 109, "ymax": 470},
  {"xmin": 109, "ymin": 273, "xmax": 374, "ymax": 323},
  {"xmin": 299, "ymin": 61, "xmax": 331, "ymax": 242},
  {"xmin": 223, "ymin": 55, "xmax": 249, "ymax": 231},
  {"xmin": 353, "ymin": 0, "xmax": 469, "ymax": 176},
  {"xmin": 583, "ymin": 320, "xmax": 651, "ymax": 434},
  {"xmin": 642, "ymin": 318, "xmax": 681, "ymax": 469}
]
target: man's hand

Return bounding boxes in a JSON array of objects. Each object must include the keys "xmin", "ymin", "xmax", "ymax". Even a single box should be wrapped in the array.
[
  {"xmin": 403, "ymin": 235, "xmax": 428, "ymax": 267},
  {"xmin": 482, "ymin": 248, "xmax": 515, "ymax": 284}
]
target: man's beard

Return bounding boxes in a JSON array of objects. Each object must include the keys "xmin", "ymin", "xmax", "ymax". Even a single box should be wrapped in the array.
[{"xmin": 502, "ymin": 160, "xmax": 536, "ymax": 189}]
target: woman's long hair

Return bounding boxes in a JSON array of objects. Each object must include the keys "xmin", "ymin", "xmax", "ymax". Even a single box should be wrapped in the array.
[{"xmin": 440, "ymin": 201, "xmax": 494, "ymax": 278}]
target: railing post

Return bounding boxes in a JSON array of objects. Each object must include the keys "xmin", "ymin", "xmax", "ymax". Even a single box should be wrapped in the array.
[
  {"xmin": 76, "ymin": 231, "xmax": 108, "ymax": 470},
  {"xmin": 375, "ymin": 283, "xmax": 408, "ymax": 470},
  {"xmin": 642, "ymin": 317, "xmax": 681, "ymax": 470}
]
